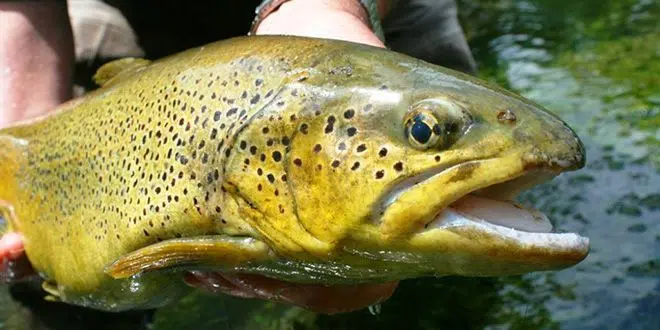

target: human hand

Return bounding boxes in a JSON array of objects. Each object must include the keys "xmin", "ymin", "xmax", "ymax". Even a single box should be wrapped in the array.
[
  {"xmin": 184, "ymin": 272, "xmax": 398, "ymax": 314},
  {"xmin": 254, "ymin": 0, "xmax": 386, "ymax": 48},
  {"xmin": 0, "ymin": 2, "xmax": 74, "ymax": 127},
  {"xmin": 0, "ymin": 1, "xmax": 73, "ymax": 284},
  {"xmin": 0, "ymin": 232, "xmax": 37, "ymax": 283}
]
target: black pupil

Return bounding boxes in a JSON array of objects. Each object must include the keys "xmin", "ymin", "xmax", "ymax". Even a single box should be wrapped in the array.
[{"xmin": 411, "ymin": 119, "xmax": 432, "ymax": 144}]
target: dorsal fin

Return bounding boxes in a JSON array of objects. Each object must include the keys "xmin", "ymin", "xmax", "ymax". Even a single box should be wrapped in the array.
[{"xmin": 93, "ymin": 58, "xmax": 151, "ymax": 87}]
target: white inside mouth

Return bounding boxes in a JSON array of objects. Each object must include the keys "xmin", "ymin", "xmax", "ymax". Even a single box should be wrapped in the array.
[
  {"xmin": 423, "ymin": 202, "xmax": 589, "ymax": 253},
  {"xmin": 423, "ymin": 195, "xmax": 589, "ymax": 251},
  {"xmin": 437, "ymin": 195, "xmax": 553, "ymax": 233},
  {"xmin": 373, "ymin": 164, "xmax": 560, "ymax": 235}
]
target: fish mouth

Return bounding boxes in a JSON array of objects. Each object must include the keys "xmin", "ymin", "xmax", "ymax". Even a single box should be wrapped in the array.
[
  {"xmin": 423, "ymin": 170, "xmax": 563, "ymax": 234},
  {"xmin": 424, "ymin": 173, "xmax": 587, "ymax": 246},
  {"xmin": 369, "ymin": 154, "xmax": 589, "ymax": 275}
]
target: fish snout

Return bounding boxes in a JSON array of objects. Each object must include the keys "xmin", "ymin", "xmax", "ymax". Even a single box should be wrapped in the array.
[{"xmin": 511, "ymin": 111, "xmax": 585, "ymax": 172}]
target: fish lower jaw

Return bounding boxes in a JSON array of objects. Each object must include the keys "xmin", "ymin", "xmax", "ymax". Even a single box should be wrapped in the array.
[{"xmin": 421, "ymin": 195, "xmax": 590, "ymax": 253}]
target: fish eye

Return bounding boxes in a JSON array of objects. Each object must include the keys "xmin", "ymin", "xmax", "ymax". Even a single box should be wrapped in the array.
[
  {"xmin": 404, "ymin": 99, "xmax": 469, "ymax": 150},
  {"xmin": 404, "ymin": 109, "xmax": 444, "ymax": 149}
]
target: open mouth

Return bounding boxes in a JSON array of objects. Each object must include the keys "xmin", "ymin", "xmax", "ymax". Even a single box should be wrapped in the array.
[
  {"xmin": 374, "ymin": 159, "xmax": 589, "ymax": 254},
  {"xmin": 428, "ymin": 171, "xmax": 556, "ymax": 234},
  {"xmin": 424, "ymin": 172, "xmax": 589, "ymax": 253}
]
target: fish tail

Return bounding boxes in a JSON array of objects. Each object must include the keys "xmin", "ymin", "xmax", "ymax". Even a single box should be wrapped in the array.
[{"xmin": 0, "ymin": 134, "xmax": 24, "ymax": 233}]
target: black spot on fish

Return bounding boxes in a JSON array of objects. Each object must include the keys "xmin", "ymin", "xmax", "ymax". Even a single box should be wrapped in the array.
[
  {"xmin": 375, "ymin": 170, "xmax": 385, "ymax": 179},
  {"xmin": 343, "ymin": 109, "xmax": 355, "ymax": 119},
  {"xmin": 272, "ymin": 151, "xmax": 282, "ymax": 162},
  {"xmin": 324, "ymin": 116, "xmax": 336, "ymax": 134}
]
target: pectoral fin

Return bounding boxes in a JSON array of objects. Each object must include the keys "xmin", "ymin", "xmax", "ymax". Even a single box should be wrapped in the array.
[{"xmin": 106, "ymin": 236, "xmax": 272, "ymax": 279}]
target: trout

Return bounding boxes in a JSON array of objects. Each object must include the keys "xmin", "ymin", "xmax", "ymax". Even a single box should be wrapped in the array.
[{"xmin": 0, "ymin": 36, "xmax": 588, "ymax": 311}]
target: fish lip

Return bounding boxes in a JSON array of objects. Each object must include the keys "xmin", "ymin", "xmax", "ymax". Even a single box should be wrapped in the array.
[
  {"xmin": 422, "ymin": 207, "xmax": 590, "ymax": 254},
  {"xmin": 408, "ymin": 215, "xmax": 591, "ymax": 274}
]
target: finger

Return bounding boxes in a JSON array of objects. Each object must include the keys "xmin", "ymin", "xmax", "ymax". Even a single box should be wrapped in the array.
[
  {"xmin": 183, "ymin": 271, "xmax": 259, "ymax": 299},
  {"xmin": 184, "ymin": 271, "xmax": 398, "ymax": 314},
  {"xmin": 0, "ymin": 233, "xmax": 37, "ymax": 283},
  {"xmin": 0, "ymin": 232, "xmax": 25, "ymax": 260}
]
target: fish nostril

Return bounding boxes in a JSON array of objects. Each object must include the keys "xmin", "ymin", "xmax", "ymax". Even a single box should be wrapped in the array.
[{"xmin": 497, "ymin": 109, "xmax": 517, "ymax": 124}]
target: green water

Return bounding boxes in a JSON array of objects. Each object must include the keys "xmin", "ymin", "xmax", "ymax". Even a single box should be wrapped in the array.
[{"xmin": 1, "ymin": 0, "xmax": 658, "ymax": 329}]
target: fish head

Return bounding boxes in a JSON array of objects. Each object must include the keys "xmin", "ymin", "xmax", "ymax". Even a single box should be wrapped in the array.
[{"xmin": 226, "ymin": 41, "xmax": 588, "ymax": 280}]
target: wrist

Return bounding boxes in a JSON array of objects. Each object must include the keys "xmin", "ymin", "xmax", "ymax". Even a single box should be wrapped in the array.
[
  {"xmin": 0, "ymin": 2, "xmax": 74, "ymax": 126},
  {"xmin": 254, "ymin": 0, "xmax": 385, "ymax": 48}
]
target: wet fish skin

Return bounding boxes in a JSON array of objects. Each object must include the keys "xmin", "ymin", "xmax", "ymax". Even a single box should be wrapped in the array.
[{"xmin": 0, "ymin": 35, "xmax": 586, "ymax": 311}]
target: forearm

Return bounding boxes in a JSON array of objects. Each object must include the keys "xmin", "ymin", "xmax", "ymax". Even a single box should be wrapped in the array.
[
  {"xmin": 254, "ymin": 0, "xmax": 388, "ymax": 48},
  {"xmin": 0, "ymin": 2, "xmax": 74, "ymax": 127}
]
